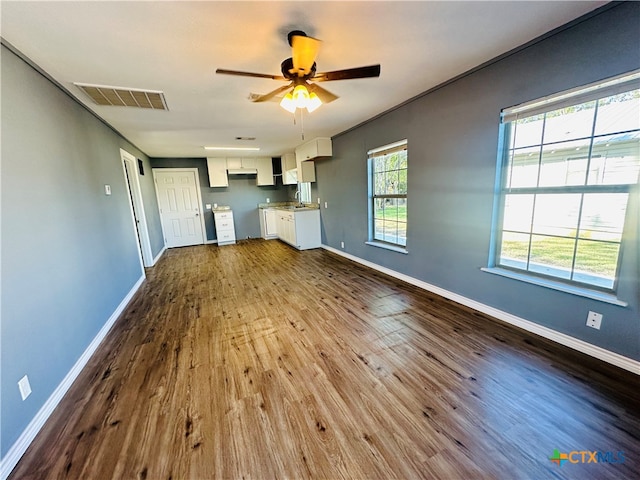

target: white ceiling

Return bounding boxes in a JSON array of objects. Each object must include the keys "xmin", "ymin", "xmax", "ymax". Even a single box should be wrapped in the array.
[{"xmin": 1, "ymin": 1, "xmax": 608, "ymax": 158}]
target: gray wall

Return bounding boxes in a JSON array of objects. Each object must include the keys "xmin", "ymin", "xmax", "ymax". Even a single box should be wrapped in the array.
[
  {"xmin": 0, "ymin": 45, "xmax": 163, "ymax": 457},
  {"xmin": 316, "ymin": 3, "xmax": 640, "ymax": 360},
  {"xmin": 150, "ymin": 158, "xmax": 292, "ymax": 241}
]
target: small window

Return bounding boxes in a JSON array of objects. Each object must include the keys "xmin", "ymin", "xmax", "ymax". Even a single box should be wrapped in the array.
[
  {"xmin": 368, "ymin": 140, "xmax": 408, "ymax": 249},
  {"xmin": 491, "ymin": 71, "xmax": 639, "ymax": 292},
  {"xmin": 298, "ymin": 182, "xmax": 311, "ymax": 203}
]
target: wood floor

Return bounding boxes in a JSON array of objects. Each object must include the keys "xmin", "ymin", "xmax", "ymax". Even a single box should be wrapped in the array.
[{"xmin": 10, "ymin": 240, "xmax": 640, "ymax": 480}]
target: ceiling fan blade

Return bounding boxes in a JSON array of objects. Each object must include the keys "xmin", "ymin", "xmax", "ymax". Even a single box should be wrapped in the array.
[
  {"xmin": 314, "ymin": 64, "xmax": 381, "ymax": 82},
  {"xmin": 216, "ymin": 68, "xmax": 286, "ymax": 81},
  {"xmin": 249, "ymin": 83, "xmax": 293, "ymax": 103},
  {"xmin": 291, "ymin": 35, "xmax": 321, "ymax": 77},
  {"xmin": 306, "ymin": 83, "xmax": 339, "ymax": 104}
]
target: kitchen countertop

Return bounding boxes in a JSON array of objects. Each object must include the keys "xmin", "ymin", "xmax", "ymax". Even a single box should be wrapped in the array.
[
  {"xmin": 212, "ymin": 206, "xmax": 232, "ymax": 212},
  {"xmin": 258, "ymin": 202, "xmax": 319, "ymax": 210}
]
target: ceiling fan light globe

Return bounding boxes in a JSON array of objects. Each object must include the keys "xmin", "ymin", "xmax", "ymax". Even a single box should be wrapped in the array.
[
  {"xmin": 292, "ymin": 85, "xmax": 310, "ymax": 108},
  {"xmin": 306, "ymin": 93, "xmax": 322, "ymax": 112},
  {"xmin": 280, "ymin": 93, "xmax": 296, "ymax": 113}
]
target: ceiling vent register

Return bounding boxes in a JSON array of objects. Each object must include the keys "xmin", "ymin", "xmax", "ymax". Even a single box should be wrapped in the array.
[{"xmin": 74, "ymin": 83, "xmax": 168, "ymax": 110}]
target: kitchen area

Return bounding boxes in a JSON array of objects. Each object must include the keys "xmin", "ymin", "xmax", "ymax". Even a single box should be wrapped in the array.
[{"xmin": 149, "ymin": 137, "xmax": 331, "ymax": 249}]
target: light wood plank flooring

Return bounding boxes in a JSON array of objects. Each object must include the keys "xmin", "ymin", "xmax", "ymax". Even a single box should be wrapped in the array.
[{"xmin": 9, "ymin": 240, "xmax": 640, "ymax": 479}]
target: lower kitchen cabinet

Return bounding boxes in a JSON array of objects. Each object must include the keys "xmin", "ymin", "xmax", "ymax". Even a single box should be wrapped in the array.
[
  {"xmin": 259, "ymin": 208, "xmax": 278, "ymax": 239},
  {"xmin": 213, "ymin": 210, "xmax": 236, "ymax": 245},
  {"xmin": 275, "ymin": 209, "xmax": 321, "ymax": 250}
]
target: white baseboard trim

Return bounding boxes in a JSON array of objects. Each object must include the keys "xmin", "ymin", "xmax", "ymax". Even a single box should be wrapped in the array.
[
  {"xmin": 322, "ymin": 245, "xmax": 640, "ymax": 375},
  {"xmin": 205, "ymin": 239, "xmax": 218, "ymax": 245},
  {"xmin": 151, "ymin": 245, "xmax": 166, "ymax": 266},
  {"xmin": 0, "ymin": 275, "xmax": 146, "ymax": 480}
]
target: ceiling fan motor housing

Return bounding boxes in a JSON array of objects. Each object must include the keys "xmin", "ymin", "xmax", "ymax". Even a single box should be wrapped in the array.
[
  {"xmin": 281, "ymin": 57, "xmax": 316, "ymax": 80},
  {"xmin": 287, "ymin": 30, "xmax": 307, "ymax": 46}
]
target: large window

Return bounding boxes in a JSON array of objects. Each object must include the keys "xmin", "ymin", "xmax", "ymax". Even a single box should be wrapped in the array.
[
  {"xmin": 368, "ymin": 140, "xmax": 408, "ymax": 250},
  {"xmin": 491, "ymin": 71, "xmax": 639, "ymax": 293}
]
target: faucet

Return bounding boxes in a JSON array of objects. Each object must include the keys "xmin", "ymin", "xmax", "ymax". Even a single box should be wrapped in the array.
[{"xmin": 294, "ymin": 189, "xmax": 303, "ymax": 206}]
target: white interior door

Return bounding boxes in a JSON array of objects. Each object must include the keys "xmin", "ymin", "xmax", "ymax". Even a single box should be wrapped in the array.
[
  {"xmin": 154, "ymin": 169, "xmax": 205, "ymax": 248},
  {"xmin": 121, "ymin": 149, "xmax": 154, "ymax": 266}
]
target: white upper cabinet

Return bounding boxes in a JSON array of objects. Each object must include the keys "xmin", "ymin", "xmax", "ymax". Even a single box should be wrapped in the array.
[
  {"xmin": 240, "ymin": 157, "xmax": 256, "ymax": 170},
  {"xmin": 256, "ymin": 157, "xmax": 274, "ymax": 186},
  {"xmin": 207, "ymin": 157, "xmax": 273, "ymax": 186},
  {"xmin": 294, "ymin": 137, "xmax": 331, "ymax": 183},
  {"xmin": 297, "ymin": 158, "xmax": 316, "ymax": 183},
  {"xmin": 281, "ymin": 153, "xmax": 298, "ymax": 185},
  {"xmin": 206, "ymin": 157, "xmax": 228, "ymax": 187},
  {"xmin": 226, "ymin": 157, "xmax": 256, "ymax": 171},
  {"xmin": 295, "ymin": 137, "xmax": 332, "ymax": 162}
]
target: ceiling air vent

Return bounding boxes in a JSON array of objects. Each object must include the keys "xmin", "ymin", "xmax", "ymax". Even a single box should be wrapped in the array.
[{"xmin": 74, "ymin": 83, "xmax": 168, "ymax": 110}]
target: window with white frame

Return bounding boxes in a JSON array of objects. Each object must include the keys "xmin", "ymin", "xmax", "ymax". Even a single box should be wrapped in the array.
[
  {"xmin": 491, "ymin": 71, "xmax": 639, "ymax": 292},
  {"xmin": 298, "ymin": 182, "xmax": 311, "ymax": 203},
  {"xmin": 368, "ymin": 140, "xmax": 408, "ymax": 248}
]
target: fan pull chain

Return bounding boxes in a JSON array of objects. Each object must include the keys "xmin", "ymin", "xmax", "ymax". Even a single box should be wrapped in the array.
[{"xmin": 290, "ymin": 109, "xmax": 305, "ymax": 140}]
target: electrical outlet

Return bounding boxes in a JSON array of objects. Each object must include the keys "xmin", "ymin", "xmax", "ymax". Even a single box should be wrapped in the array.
[
  {"xmin": 586, "ymin": 311, "xmax": 603, "ymax": 330},
  {"xmin": 324, "ymin": 202, "xmax": 328, "ymax": 209},
  {"xmin": 205, "ymin": 204, "xmax": 212, "ymax": 210},
  {"xmin": 18, "ymin": 375, "xmax": 32, "ymax": 401},
  {"xmin": 266, "ymin": 198, "xmax": 270, "ymax": 203},
  {"xmin": 340, "ymin": 241, "xmax": 345, "ymax": 249}
]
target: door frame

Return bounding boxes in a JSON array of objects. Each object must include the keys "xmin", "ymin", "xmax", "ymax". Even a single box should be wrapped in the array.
[
  {"xmin": 152, "ymin": 167, "xmax": 207, "ymax": 247},
  {"xmin": 120, "ymin": 149, "xmax": 154, "ymax": 267}
]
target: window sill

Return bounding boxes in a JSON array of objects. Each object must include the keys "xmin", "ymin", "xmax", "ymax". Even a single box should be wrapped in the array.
[
  {"xmin": 365, "ymin": 241, "xmax": 408, "ymax": 254},
  {"xmin": 481, "ymin": 267, "xmax": 628, "ymax": 307}
]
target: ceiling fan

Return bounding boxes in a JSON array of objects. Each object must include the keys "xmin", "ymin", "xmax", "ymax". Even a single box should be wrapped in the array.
[{"xmin": 216, "ymin": 30, "xmax": 381, "ymax": 113}]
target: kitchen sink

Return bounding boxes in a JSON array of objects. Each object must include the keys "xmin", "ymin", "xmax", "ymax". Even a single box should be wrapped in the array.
[{"xmin": 279, "ymin": 205, "xmax": 310, "ymax": 210}]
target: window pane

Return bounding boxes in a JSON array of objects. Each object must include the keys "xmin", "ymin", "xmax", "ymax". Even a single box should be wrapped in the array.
[
  {"xmin": 374, "ymin": 156, "xmax": 386, "ymax": 173},
  {"xmin": 397, "ymin": 152, "xmax": 408, "ymax": 169},
  {"xmin": 573, "ymin": 240, "xmax": 619, "ymax": 289},
  {"xmin": 532, "ymin": 194, "xmax": 581, "ymax": 237},
  {"xmin": 578, "ymin": 193, "xmax": 628, "ymax": 242},
  {"xmin": 543, "ymin": 101, "xmax": 596, "ymax": 144},
  {"xmin": 588, "ymin": 133, "xmax": 640, "ymax": 185},
  {"xmin": 387, "ymin": 198, "xmax": 399, "ymax": 222},
  {"xmin": 386, "ymin": 170, "xmax": 399, "ymax": 194},
  {"xmin": 506, "ymin": 146, "xmax": 540, "ymax": 188},
  {"xmin": 529, "ymin": 235, "xmax": 575, "ymax": 280},
  {"xmin": 503, "ymin": 194, "xmax": 534, "ymax": 232},
  {"xmin": 374, "ymin": 198, "xmax": 385, "ymax": 219},
  {"xmin": 594, "ymin": 91, "xmax": 640, "ymax": 136},
  {"xmin": 397, "ymin": 220, "xmax": 407, "ymax": 246},
  {"xmin": 374, "ymin": 219, "xmax": 385, "ymax": 240},
  {"xmin": 373, "ymin": 171, "xmax": 386, "ymax": 195},
  {"xmin": 383, "ymin": 220, "xmax": 398, "ymax": 244},
  {"xmin": 398, "ymin": 168, "xmax": 408, "ymax": 194},
  {"xmin": 499, "ymin": 231, "xmax": 530, "ymax": 270},
  {"xmin": 538, "ymin": 139, "xmax": 590, "ymax": 187},
  {"xmin": 512, "ymin": 115, "xmax": 544, "ymax": 148},
  {"xmin": 397, "ymin": 197, "xmax": 407, "ymax": 224}
]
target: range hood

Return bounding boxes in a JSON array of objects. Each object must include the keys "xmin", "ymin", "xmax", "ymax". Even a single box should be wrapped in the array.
[{"xmin": 227, "ymin": 168, "xmax": 257, "ymax": 175}]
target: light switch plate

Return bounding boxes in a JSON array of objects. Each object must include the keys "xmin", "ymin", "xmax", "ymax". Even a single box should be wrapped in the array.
[
  {"xmin": 18, "ymin": 375, "xmax": 31, "ymax": 401},
  {"xmin": 104, "ymin": 184, "xmax": 111, "ymax": 195}
]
